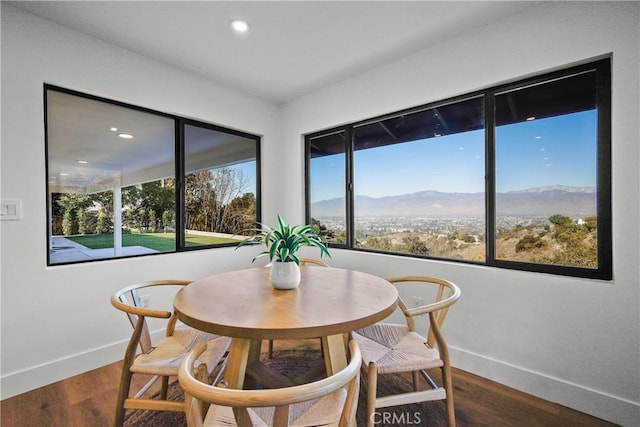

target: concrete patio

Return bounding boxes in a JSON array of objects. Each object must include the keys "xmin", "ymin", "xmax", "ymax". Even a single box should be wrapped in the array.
[{"xmin": 50, "ymin": 236, "xmax": 158, "ymax": 264}]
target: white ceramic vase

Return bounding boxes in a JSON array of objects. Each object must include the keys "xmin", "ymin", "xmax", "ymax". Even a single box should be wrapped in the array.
[{"xmin": 270, "ymin": 261, "xmax": 301, "ymax": 290}]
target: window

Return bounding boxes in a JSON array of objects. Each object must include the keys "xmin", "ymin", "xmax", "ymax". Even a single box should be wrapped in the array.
[
  {"xmin": 492, "ymin": 70, "xmax": 604, "ymax": 273},
  {"xmin": 352, "ymin": 97, "xmax": 485, "ymax": 260},
  {"xmin": 306, "ymin": 58, "xmax": 611, "ymax": 279},
  {"xmin": 46, "ymin": 86, "xmax": 260, "ymax": 265},
  {"xmin": 306, "ymin": 129, "xmax": 348, "ymax": 244},
  {"xmin": 183, "ymin": 122, "xmax": 258, "ymax": 249}
]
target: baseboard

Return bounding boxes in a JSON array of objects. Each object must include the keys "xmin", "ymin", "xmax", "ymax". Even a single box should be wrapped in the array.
[
  {"xmin": 0, "ymin": 329, "xmax": 166, "ymax": 401},
  {"xmin": 1, "ymin": 341, "xmax": 123, "ymax": 400},
  {"xmin": 450, "ymin": 346, "xmax": 640, "ymax": 427}
]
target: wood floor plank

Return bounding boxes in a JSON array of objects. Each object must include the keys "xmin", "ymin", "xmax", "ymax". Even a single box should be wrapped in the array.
[
  {"xmin": 1, "ymin": 381, "xmax": 71, "ymax": 427},
  {"xmin": 0, "ymin": 342, "xmax": 618, "ymax": 427},
  {"xmin": 68, "ymin": 391, "xmax": 115, "ymax": 427},
  {"xmin": 451, "ymin": 367, "xmax": 616, "ymax": 427}
]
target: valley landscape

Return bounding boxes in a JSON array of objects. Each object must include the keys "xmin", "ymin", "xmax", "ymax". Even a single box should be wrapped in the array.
[{"xmin": 311, "ymin": 186, "xmax": 598, "ymax": 267}]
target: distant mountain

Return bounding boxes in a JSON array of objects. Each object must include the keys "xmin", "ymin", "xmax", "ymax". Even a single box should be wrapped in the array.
[
  {"xmin": 507, "ymin": 185, "xmax": 594, "ymax": 194},
  {"xmin": 311, "ymin": 186, "xmax": 596, "ymax": 217}
]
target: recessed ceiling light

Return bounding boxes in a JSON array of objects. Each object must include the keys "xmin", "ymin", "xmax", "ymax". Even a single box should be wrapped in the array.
[
  {"xmin": 110, "ymin": 127, "xmax": 118, "ymax": 132},
  {"xmin": 77, "ymin": 160, "xmax": 88, "ymax": 164},
  {"xmin": 118, "ymin": 133, "xmax": 134, "ymax": 139},
  {"xmin": 231, "ymin": 19, "xmax": 249, "ymax": 33}
]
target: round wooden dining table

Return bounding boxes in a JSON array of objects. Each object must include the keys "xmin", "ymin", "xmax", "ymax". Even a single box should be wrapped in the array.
[{"xmin": 174, "ymin": 266, "xmax": 398, "ymax": 389}]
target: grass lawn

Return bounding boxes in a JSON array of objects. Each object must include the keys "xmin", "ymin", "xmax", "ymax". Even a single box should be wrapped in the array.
[{"xmin": 66, "ymin": 232, "xmax": 240, "ymax": 252}]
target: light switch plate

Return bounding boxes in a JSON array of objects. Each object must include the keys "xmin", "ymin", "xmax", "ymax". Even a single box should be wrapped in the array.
[{"xmin": 0, "ymin": 199, "xmax": 22, "ymax": 220}]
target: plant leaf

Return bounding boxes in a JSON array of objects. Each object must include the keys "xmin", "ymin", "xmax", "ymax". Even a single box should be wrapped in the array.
[{"xmin": 237, "ymin": 214, "xmax": 331, "ymax": 262}]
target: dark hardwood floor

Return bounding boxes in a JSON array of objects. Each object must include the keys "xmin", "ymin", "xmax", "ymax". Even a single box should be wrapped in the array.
[{"xmin": 1, "ymin": 340, "xmax": 618, "ymax": 427}]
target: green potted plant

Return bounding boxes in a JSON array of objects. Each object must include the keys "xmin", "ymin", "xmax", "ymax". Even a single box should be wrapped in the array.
[{"xmin": 237, "ymin": 215, "xmax": 331, "ymax": 289}]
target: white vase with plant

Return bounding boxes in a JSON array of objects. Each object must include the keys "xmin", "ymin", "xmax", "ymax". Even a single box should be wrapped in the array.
[{"xmin": 236, "ymin": 215, "xmax": 331, "ymax": 289}]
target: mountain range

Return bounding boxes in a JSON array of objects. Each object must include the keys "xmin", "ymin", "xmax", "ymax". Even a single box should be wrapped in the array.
[{"xmin": 311, "ymin": 185, "xmax": 596, "ymax": 217}]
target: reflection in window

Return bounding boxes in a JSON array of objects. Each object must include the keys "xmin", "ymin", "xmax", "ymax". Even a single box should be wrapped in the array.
[
  {"xmin": 184, "ymin": 124, "xmax": 257, "ymax": 248},
  {"xmin": 46, "ymin": 86, "xmax": 260, "ymax": 265}
]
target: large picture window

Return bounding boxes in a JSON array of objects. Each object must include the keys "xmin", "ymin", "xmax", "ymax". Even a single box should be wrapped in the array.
[
  {"xmin": 46, "ymin": 86, "xmax": 260, "ymax": 265},
  {"xmin": 306, "ymin": 58, "xmax": 611, "ymax": 279}
]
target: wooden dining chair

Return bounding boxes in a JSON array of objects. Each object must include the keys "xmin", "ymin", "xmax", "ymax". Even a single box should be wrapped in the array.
[
  {"xmin": 111, "ymin": 280, "xmax": 231, "ymax": 427},
  {"xmin": 178, "ymin": 338, "xmax": 362, "ymax": 427},
  {"xmin": 298, "ymin": 257, "xmax": 330, "ymax": 268},
  {"xmin": 267, "ymin": 257, "xmax": 329, "ymax": 358},
  {"xmin": 351, "ymin": 276, "xmax": 461, "ymax": 427}
]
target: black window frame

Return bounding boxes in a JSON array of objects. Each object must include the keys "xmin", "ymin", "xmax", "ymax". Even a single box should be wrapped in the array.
[
  {"xmin": 305, "ymin": 57, "xmax": 611, "ymax": 280},
  {"xmin": 45, "ymin": 84, "xmax": 261, "ymax": 266}
]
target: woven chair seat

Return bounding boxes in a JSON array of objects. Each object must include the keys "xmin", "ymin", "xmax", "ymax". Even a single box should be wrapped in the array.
[
  {"xmin": 180, "ymin": 340, "xmax": 362, "ymax": 427},
  {"xmin": 112, "ymin": 280, "xmax": 233, "ymax": 427},
  {"xmin": 203, "ymin": 389, "xmax": 347, "ymax": 427},
  {"xmin": 352, "ymin": 276, "xmax": 461, "ymax": 427},
  {"xmin": 353, "ymin": 323, "xmax": 443, "ymax": 375},
  {"xmin": 132, "ymin": 327, "xmax": 230, "ymax": 376}
]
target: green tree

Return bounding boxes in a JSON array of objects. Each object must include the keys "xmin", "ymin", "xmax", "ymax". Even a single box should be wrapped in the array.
[
  {"xmin": 123, "ymin": 209, "xmax": 136, "ymax": 231},
  {"xmin": 95, "ymin": 209, "xmax": 110, "ymax": 234},
  {"xmin": 62, "ymin": 210, "xmax": 74, "ymax": 236},
  {"xmin": 402, "ymin": 234, "xmax": 429, "ymax": 255},
  {"xmin": 365, "ymin": 236, "xmax": 393, "ymax": 251},
  {"xmin": 226, "ymin": 192, "xmax": 256, "ymax": 233},
  {"xmin": 162, "ymin": 209, "xmax": 174, "ymax": 231},
  {"xmin": 311, "ymin": 217, "xmax": 343, "ymax": 244},
  {"xmin": 543, "ymin": 238, "xmax": 597, "ymax": 268},
  {"xmin": 185, "ymin": 171, "xmax": 214, "ymax": 231},
  {"xmin": 56, "ymin": 193, "xmax": 92, "ymax": 213},
  {"xmin": 138, "ymin": 208, "xmax": 147, "ymax": 231},
  {"xmin": 549, "ymin": 214, "xmax": 573, "ymax": 227},
  {"xmin": 139, "ymin": 181, "xmax": 174, "ymax": 225},
  {"xmin": 91, "ymin": 190, "xmax": 114, "ymax": 220},
  {"xmin": 208, "ymin": 168, "xmax": 251, "ymax": 234},
  {"xmin": 515, "ymin": 234, "xmax": 547, "ymax": 252},
  {"xmin": 184, "ymin": 167, "xmax": 254, "ymax": 234},
  {"xmin": 76, "ymin": 209, "xmax": 87, "ymax": 235},
  {"xmin": 463, "ymin": 234, "xmax": 476, "ymax": 243},
  {"xmin": 148, "ymin": 210, "xmax": 157, "ymax": 233},
  {"xmin": 55, "ymin": 193, "xmax": 93, "ymax": 235},
  {"xmin": 582, "ymin": 216, "xmax": 597, "ymax": 232},
  {"xmin": 122, "ymin": 180, "xmax": 174, "ymax": 232}
]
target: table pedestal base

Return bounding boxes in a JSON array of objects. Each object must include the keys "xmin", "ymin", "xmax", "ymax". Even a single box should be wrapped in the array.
[{"xmin": 223, "ymin": 335, "xmax": 347, "ymax": 390}]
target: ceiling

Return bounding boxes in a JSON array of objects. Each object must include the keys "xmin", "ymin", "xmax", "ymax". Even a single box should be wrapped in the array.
[
  {"xmin": 46, "ymin": 87, "xmax": 257, "ymax": 193},
  {"xmin": 8, "ymin": 1, "xmax": 540, "ymax": 104},
  {"xmin": 12, "ymin": 1, "xmax": 541, "ymax": 194}
]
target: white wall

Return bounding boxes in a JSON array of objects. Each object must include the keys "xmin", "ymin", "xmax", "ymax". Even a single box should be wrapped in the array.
[
  {"xmin": 282, "ymin": 2, "xmax": 640, "ymax": 426},
  {"xmin": 2, "ymin": 2, "xmax": 639, "ymax": 426},
  {"xmin": 0, "ymin": 4, "xmax": 281, "ymax": 399}
]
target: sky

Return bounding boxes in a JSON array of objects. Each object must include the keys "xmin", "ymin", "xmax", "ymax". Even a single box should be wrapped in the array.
[
  {"xmin": 230, "ymin": 161, "xmax": 257, "ymax": 194},
  {"xmin": 310, "ymin": 110, "xmax": 597, "ymax": 202}
]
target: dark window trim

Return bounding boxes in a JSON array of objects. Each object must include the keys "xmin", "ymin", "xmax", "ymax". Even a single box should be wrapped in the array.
[
  {"xmin": 305, "ymin": 57, "xmax": 612, "ymax": 280},
  {"xmin": 179, "ymin": 118, "xmax": 262, "ymax": 252},
  {"xmin": 305, "ymin": 127, "xmax": 350, "ymax": 248},
  {"xmin": 44, "ymin": 84, "xmax": 261, "ymax": 265}
]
